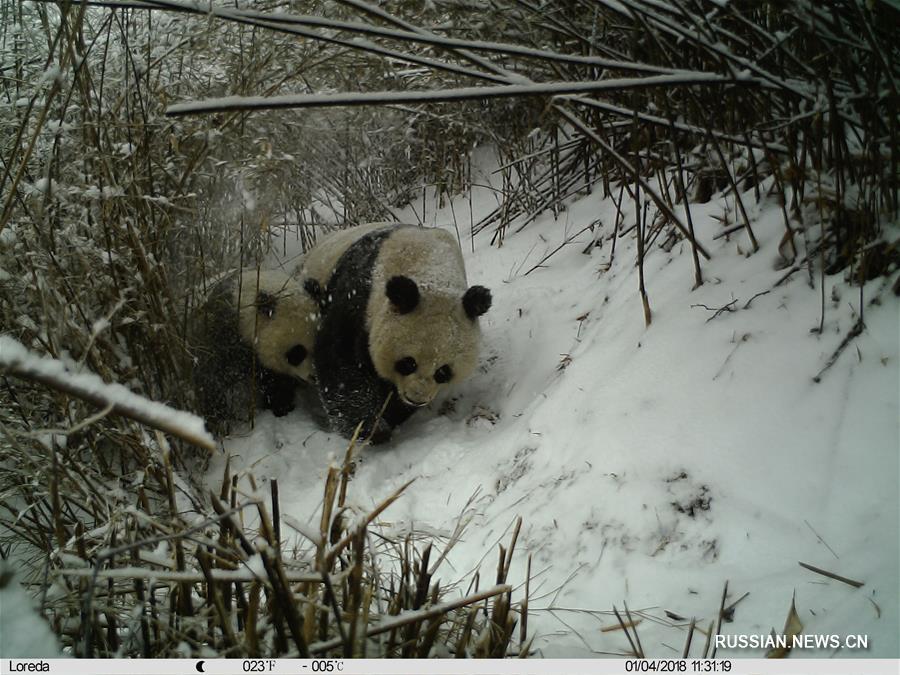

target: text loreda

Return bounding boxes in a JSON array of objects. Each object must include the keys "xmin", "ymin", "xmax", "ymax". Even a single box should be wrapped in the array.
[
  {"xmin": 7, "ymin": 663, "xmax": 49, "ymax": 672},
  {"xmin": 715, "ymin": 634, "xmax": 869, "ymax": 650}
]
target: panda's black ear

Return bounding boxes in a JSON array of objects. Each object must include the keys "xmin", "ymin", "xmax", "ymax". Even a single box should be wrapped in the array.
[
  {"xmin": 463, "ymin": 285, "xmax": 492, "ymax": 319},
  {"xmin": 386, "ymin": 275, "xmax": 420, "ymax": 314},
  {"xmin": 256, "ymin": 290, "xmax": 277, "ymax": 318}
]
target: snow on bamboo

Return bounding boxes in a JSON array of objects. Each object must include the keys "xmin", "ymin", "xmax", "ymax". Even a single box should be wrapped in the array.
[
  {"xmin": 165, "ymin": 72, "xmax": 764, "ymax": 116},
  {"xmin": 0, "ymin": 336, "xmax": 215, "ymax": 451}
]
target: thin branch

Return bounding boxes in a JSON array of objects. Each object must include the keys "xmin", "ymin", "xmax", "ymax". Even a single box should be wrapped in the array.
[
  {"xmin": 798, "ymin": 561, "xmax": 864, "ymax": 588},
  {"xmin": 812, "ymin": 319, "xmax": 865, "ymax": 383},
  {"xmin": 53, "ymin": 0, "xmax": 679, "ymax": 73},
  {"xmin": 166, "ymin": 72, "xmax": 762, "ymax": 116}
]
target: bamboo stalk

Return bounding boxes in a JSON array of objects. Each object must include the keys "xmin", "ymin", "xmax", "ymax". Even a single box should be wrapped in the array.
[{"xmin": 309, "ymin": 584, "xmax": 511, "ymax": 654}]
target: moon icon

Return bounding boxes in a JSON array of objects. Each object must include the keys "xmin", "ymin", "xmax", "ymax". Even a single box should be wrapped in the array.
[{"xmin": 195, "ymin": 661, "xmax": 206, "ymax": 673}]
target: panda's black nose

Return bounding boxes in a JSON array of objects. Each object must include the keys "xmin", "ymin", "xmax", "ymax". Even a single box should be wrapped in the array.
[{"xmin": 285, "ymin": 344, "xmax": 307, "ymax": 366}]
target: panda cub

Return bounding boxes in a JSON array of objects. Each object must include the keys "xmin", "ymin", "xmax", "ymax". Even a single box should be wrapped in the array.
[
  {"xmin": 305, "ymin": 224, "xmax": 491, "ymax": 443},
  {"xmin": 192, "ymin": 268, "xmax": 319, "ymax": 428}
]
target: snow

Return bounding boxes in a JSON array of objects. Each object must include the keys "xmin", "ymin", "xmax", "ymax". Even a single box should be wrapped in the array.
[
  {"xmin": 29, "ymin": 177, "xmax": 56, "ymax": 194},
  {"xmin": 0, "ymin": 562, "xmax": 62, "ymax": 658},
  {"xmin": 0, "ymin": 336, "xmax": 215, "ymax": 452},
  {"xmin": 210, "ymin": 149, "xmax": 899, "ymax": 659},
  {"xmin": 40, "ymin": 65, "xmax": 62, "ymax": 86}
]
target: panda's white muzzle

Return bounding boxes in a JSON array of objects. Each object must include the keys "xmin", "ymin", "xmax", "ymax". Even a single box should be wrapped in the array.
[
  {"xmin": 400, "ymin": 395, "xmax": 430, "ymax": 408},
  {"xmin": 396, "ymin": 374, "xmax": 439, "ymax": 409}
]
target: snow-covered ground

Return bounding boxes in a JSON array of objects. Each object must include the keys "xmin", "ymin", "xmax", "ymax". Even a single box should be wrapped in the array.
[
  {"xmin": 0, "ymin": 563, "xmax": 62, "ymax": 658},
  {"xmin": 211, "ymin": 152, "xmax": 899, "ymax": 658}
]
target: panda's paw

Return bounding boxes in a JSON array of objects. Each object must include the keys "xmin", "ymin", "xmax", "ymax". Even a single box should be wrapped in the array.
[{"xmin": 270, "ymin": 401, "xmax": 296, "ymax": 417}]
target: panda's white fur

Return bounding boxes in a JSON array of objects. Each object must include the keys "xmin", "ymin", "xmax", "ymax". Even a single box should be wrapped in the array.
[
  {"xmin": 236, "ymin": 269, "xmax": 318, "ymax": 382},
  {"xmin": 309, "ymin": 223, "xmax": 491, "ymax": 441}
]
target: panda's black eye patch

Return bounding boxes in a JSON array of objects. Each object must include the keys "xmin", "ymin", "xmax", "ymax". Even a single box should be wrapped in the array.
[
  {"xmin": 285, "ymin": 344, "xmax": 307, "ymax": 366},
  {"xmin": 256, "ymin": 290, "xmax": 277, "ymax": 318},
  {"xmin": 394, "ymin": 356, "xmax": 417, "ymax": 376},
  {"xmin": 434, "ymin": 365, "xmax": 453, "ymax": 383}
]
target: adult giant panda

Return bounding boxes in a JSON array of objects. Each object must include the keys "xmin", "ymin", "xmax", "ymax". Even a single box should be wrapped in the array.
[
  {"xmin": 308, "ymin": 224, "xmax": 491, "ymax": 443},
  {"xmin": 192, "ymin": 268, "xmax": 319, "ymax": 429}
]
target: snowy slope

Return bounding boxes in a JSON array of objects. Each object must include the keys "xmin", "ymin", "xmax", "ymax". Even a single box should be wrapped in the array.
[{"xmin": 210, "ymin": 153, "xmax": 899, "ymax": 658}]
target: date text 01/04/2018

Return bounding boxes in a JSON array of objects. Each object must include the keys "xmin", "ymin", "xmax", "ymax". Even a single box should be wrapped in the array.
[{"xmin": 624, "ymin": 660, "xmax": 732, "ymax": 673}]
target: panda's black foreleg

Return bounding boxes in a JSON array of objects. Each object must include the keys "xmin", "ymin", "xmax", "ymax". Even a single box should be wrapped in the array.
[
  {"xmin": 382, "ymin": 395, "xmax": 417, "ymax": 429},
  {"xmin": 363, "ymin": 396, "xmax": 417, "ymax": 445},
  {"xmin": 314, "ymin": 326, "xmax": 396, "ymax": 441},
  {"xmin": 257, "ymin": 366, "xmax": 298, "ymax": 417},
  {"xmin": 318, "ymin": 377, "xmax": 415, "ymax": 444},
  {"xmin": 367, "ymin": 417, "xmax": 393, "ymax": 445},
  {"xmin": 317, "ymin": 368, "xmax": 392, "ymax": 440}
]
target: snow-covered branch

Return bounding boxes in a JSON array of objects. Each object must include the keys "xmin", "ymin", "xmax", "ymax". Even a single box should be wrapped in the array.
[
  {"xmin": 53, "ymin": 0, "xmax": 679, "ymax": 75},
  {"xmin": 166, "ymin": 72, "xmax": 762, "ymax": 116},
  {"xmin": 0, "ymin": 336, "xmax": 215, "ymax": 452},
  {"xmin": 76, "ymin": 0, "xmax": 510, "ymax": 85}
]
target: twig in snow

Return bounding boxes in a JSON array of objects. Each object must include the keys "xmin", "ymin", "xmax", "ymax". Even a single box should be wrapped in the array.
[
  {"xmin": 812, "ymin": 319, "xmax": 865, "ymax": 383},
  {"xmin": 798, "ymin": 562, "xmax": 864, "ymax": 588},
  {"xmin": 803, "ymin": 520, "xmax": 840, "ymax": 560},
  {"xmin": 701, "ymin": 619, "xmax": 714, "ymax": 658},
  {"xmin": 520, "ymin": 553, "xmax": 532, "ymax": 655},
  {"xmin": 691, "ymin": 299, "xmax": 738, "ymax": 322},
  {"xmin": 712, "ymin": 223, "xmax": 747, "ymax": 240},
  {"xmin": 742, "ymin": 290, "xmax": 771, "ymax": 310},
  {"xmin": 713, "ymin": 333, "xmax": 751, "ymax": 380},
  {"xmin": 723, "ymin": 592, "xmax": 750, "ymax": 622},
  {"xmin": 869, "ymin": 597, "xmax": 882, "ymax": 619},
  {"xmin": 710, "ymin": 581, "xmax": 729, "ymax": 658},
  {"xmin": 613, "ymin": 605, "xmax": 643, "ymax": 658},
  {"xmin": 682, "ymin": 618, "xmax": 696, "ymax": 658},
  {"xmin": 601, "ymin": 617, "xmax": 644, "ymax": 633},
  {"xmin": 523, "ymin": 223, "xmax": 595, "ymax": 275}
]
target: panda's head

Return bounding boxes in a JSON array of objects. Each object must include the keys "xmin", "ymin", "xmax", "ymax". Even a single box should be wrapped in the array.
[
  {"xmin": 238, "ymin": 271, "xmax": 319, "ymax": 381},
  {"xmin": 368, "ymin": 274, "xmax": 491, "ymax": 408}
]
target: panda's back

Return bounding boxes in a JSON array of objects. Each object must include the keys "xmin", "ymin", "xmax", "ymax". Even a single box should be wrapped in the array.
[
  {"xmin": 322, "ymin": 226, "xmax": 398, "ymax": 320},
  {"xmin": 298, "ymin": 222, "xmax": 399, "ymax": 288}
]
